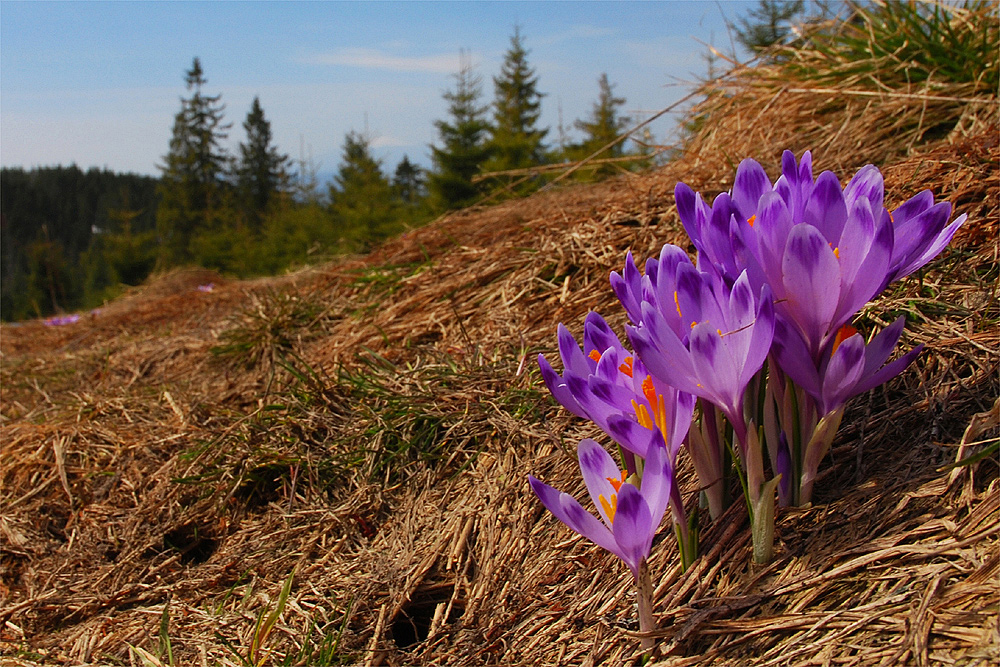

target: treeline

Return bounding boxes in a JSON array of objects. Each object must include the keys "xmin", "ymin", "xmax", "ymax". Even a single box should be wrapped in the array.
[
  {"xmin": 0, "ymin": 29, "xmax": 653, "ymax": 322},
  {"xmin": 0, "ymin": 166, "xmax": 160, "ymax": 321}
]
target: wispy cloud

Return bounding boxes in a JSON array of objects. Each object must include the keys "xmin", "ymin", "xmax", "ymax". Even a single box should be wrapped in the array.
[
  {"xmin": 301, "ymin": 48, "xmax": 460, "ymax": 74},
  {"xmin": 537, "ymin": 24, "xmax": 618, "ymax": 46}
]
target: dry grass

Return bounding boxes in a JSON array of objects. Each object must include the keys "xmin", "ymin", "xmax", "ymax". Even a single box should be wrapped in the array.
[{"xmin": 2, "ymin": 28, "xmax": 998, "ymax": 667}]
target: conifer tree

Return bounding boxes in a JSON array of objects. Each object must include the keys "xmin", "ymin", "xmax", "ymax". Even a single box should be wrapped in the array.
[
  {"xmin": 393, "ymin": 155, "xmax": 425, "ymax": 205},
  {"xmin": 156, "ymin": 57, "xmax": 231, "ymax": 265},
  {"xmin": 575, "ymin": 73, "xmax": 630, "ymax": 157},
  {"xmin": 486, "ymin": 27, "xmax": 548, "ymax": 174},
  {"xmin": 427, "ymin": 52, "xmax": 492, "ymax": 211},
  {"xmin": 328, "ymin": 131, "xmax": 397, "ymax": 247},
  {"xmin": 733, "ymin": 0, "xmax": 805, "ymax": 53},
  {"xmin": 565, "ymin": 73, "xmax": 631, "ymax": 180},
  {"xmin": 234, "ymin": 96, "xmax": 290, "ymax": 227}
]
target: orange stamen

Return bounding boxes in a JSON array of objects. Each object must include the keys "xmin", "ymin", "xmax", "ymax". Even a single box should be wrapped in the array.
[
  {"xmin": 747, "ymin": 215, "xmax": 756, "ymax": 227},
  {"xmin": 832, "ymin": 323, "xmax": 858, "ymax": 356},
  {"xmin": 589, "ymin": 350, "xmax": 602, "ymax": 363},
  {"xmin": 640, "ymin": 375, "xmax": 669, "ymax": 441},
  {"xmin": 673, "ymin": 290, "xmax": 683, "ymax": 318},
  {"xmin": 606, "ymin": 471, "xmax": 627, "ymax": 492}
]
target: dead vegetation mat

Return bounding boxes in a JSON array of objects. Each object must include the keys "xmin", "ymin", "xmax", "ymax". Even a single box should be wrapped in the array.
[{"xmin": 2, "ymin": 93, "xmax": 998, "ymax": 665}]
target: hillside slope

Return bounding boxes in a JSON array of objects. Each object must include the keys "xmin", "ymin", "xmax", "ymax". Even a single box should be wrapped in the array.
[{"xmin": 2, "ymin": 86, "xmax": 998, "ymax": 665}]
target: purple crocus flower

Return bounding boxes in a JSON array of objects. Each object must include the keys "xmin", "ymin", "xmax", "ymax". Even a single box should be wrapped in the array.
[
  {"xmin": 538, "ymin": 311, "xmax": 695, "ymax": 462},
  {"xmin": 675, "ymin": 150, "xmax": 966, "ymax": 360},
  {"xmin": 622, "ymin": 248, "xmax": 778, "ymax": 561},
  {"xmin": 766, "ymin": 316, "xmax": 924, "ymax": 505},
  {"xmin": 538, "ymin": 312, "xmax": 695, "ymax": 563},
  {"xmin": 626, "ymin": 259, "xmax": 774, "ymax": 446},
  {"xmin": 771, "ymin": 316, "xmax": 923, "ymax": 417},
  {"xmin": 528, "ymin": 437, "xmax": 672, "ymax": 578}
]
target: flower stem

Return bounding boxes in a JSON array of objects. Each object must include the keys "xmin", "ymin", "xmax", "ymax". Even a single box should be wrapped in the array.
[{"xmin": 636, "ymin": 559, "xmax": 655, "ymax": 652}]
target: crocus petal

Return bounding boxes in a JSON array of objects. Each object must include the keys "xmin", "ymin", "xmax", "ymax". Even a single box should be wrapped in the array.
[
  {"xmin": 776, "ymin": 150, "xmax": 814, "ymax": 221},
  {"xmin": 835, "ymin": 210, "xmax": 893, "ymax": 328},
  {"xmin": 584, "ymin": 312, "xmax": 622, "ymax": 359},
  {"xmin": 782, "ymin": 224, "xmax": 841, "ymax": 355},
  {"xmin": 629, "ymin": 305, "xmax": 701, "ymax": 394},
  {"xmin": 578, "ymin": 439, "xmax": 626, "ymax": 527},
  {"xmin": 753, "ymin": 191, "xmax": 794, "ymax": 297},
  {"xmin": 741, "ymin": 284, "xmax": 775, "ymax": 389},
  {"xmin": 891, "ymin": 189, "xmax": 935, "ymax": 224},
  {"xmin": 689, "ymin": 322, "xmax": 739, "ymax": 413},
  {"xmin": 843, "ymin": 164, "xmax": 884, "ymax": 218},
  {"xmin": 890, "ymin": 207, "xmax": 966, "ymax": 282},
  {"xmin": 805, "ymin": 171, "xmax": 849, "ymax": 245},
  {"xmin": 860, "ymin": 316, "xmax": 907, "ymax": 375},
  {"xmin": 705, "ymin": 191, "xmax": 739, "ymax": 276},
  {"xmin": 853, "ymin": 344, "xmax": 923, "ymax": 396},
  {"xmin": 529, "ymin": 475, "xmax": 622, "ymax": 559},
  {"xmin": 836, "ymin": 195, "xmax": 878, "ymax": 285},
  {"xmin": 538, "ymin": 354, "xmax": 589, "ymax": 420},
  {"xmin": 638, "ymin": 435, "xmax": 672, "ymax": 530},
  {"xmin": 821, "ymin": 334, "xmax": 866, "ymax": 412},
  {"xmin": 610, "ymin": 484, "xmax": 654, "ymax": 577},
  {"xmin": 732, "ymin": 158, "xmax": 772, "ymax": 220},
  {"xmin": 557, "ymin": 324, "xmax": 591, "ymax": 378},
  {"xmin": 605, "ymin": 414, "xmax": 655, "ymax": 459},
  {"xmin": 611, "ymin": 252, "xmax": 645, "ymax": 324},
  {"xmin": 723, "ymin": 271, "xmax": 759, "ymax": 377},
  {"xmin": 675, "ymin": 182, "xmax": 702, "ymax": 243},
  {"xmin": 770, "ymin": 317, "xmax": 821, "ymax": 398}
]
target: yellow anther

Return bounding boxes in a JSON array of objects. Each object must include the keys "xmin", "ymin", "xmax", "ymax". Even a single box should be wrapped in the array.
[
  {"xmin": 632, "ymin": 400, "xmax": 654, "ymax": 430},
  {"xmin": 599, "ymin": 493, "xmax": 618, "ymax": 523},
  {"xmin": 673, "ymin": 290, "xmax": 683, "ymax": 318}
]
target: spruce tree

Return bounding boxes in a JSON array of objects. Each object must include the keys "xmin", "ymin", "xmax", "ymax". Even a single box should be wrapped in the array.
[
  {"xmin": 328, "ymin": 131, "xmax": 397, "ymax": 248},
  {"xmin": 564, "ymin": 73, "xmax": 631, "ymax": 180},
  {"xmin": 393, "ymin": 155, "xmax": 425, "ymax": 205},
  {"xmin": 575, "ymin": 73, "xmax": 629, "ymax": 157},
  {"xmin": 234, "ymin": 96, "xmax": 290, "ymax": 227},
  {"xmin": 427, "ymin": 52, "xmax": 492, "ymax": 211},
  {"xmin": 486, "ymin": 27, "xmax": 548, "ymax": 175},
  {"xmin": 733, "ymin": 0, "xmax": 805, "ymax": 53},
  {"xmin": 156, "ymin": 57, "xmax": 231, "ymax": 265}
]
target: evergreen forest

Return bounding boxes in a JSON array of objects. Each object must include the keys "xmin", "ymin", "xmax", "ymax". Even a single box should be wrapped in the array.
[{"xmin": 1, "ymin": 29, "xmax": 651, "ymax": 323}]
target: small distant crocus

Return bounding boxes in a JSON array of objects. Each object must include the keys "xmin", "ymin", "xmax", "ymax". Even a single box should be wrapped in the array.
[
  {"xmin": 43, "ymin": 314, "xmax": 81, "ymax": 327},
  {"xmin": 529, "ymin": 438, "xmax": 671, "ymax": 649}
]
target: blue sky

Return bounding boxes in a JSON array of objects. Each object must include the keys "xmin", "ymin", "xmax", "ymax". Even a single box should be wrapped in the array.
[{"xmin": 1, "ymin": 1, "xmax": 755, "ymax": 181}]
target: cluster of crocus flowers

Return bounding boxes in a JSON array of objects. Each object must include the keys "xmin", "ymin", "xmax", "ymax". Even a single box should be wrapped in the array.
[
  {"xmin": 675, "ymin": 150, "xmax": 965, "ymax": 510},
  {"xmin": 529, "ymin": 149, "xmax": 965, "ymax": 643}
]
